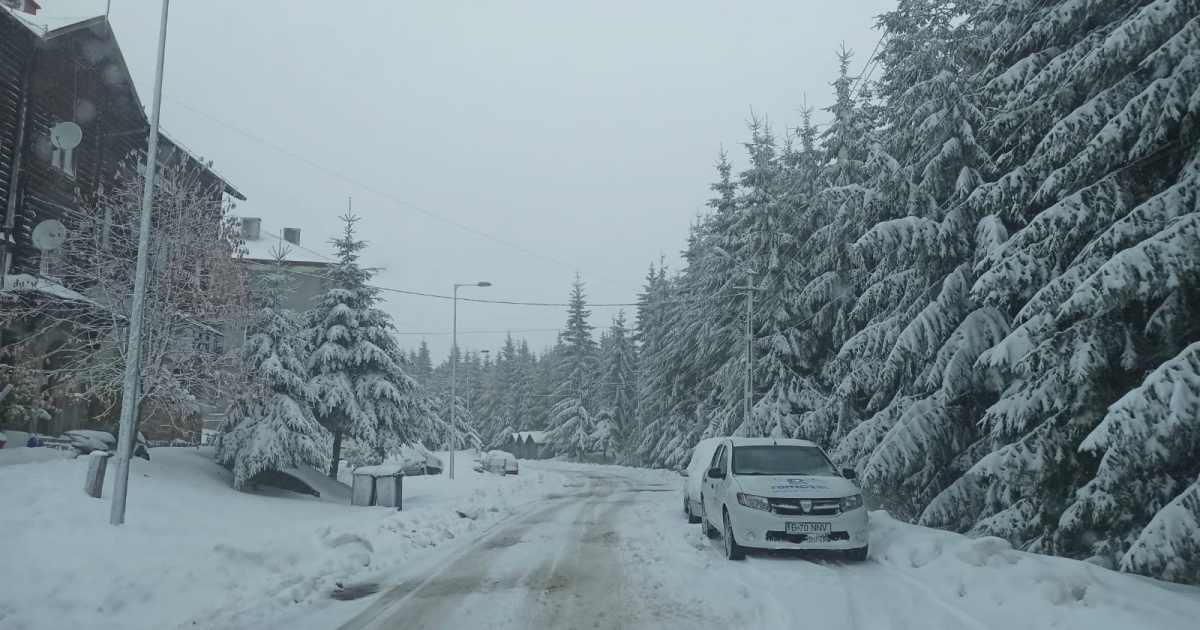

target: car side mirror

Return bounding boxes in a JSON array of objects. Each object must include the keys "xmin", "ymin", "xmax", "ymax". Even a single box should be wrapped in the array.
[
  {"xmin": 678, "ymin": 469, "xmax": 688, "ymax": 477},
  {"xmin": 707, "ymin": 468, "xmax": 724, "ymax": 480},
  {"xmin": 842, "ymin": 468, "xmax": 857, "ymax": 480}
]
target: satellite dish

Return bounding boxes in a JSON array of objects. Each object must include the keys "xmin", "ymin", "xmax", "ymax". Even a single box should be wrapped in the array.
[
  {"xmin": 32, "ymin": 220, "xmax": 67, "ymax": 252},
  {"xmin": 50, "ymin": 122, "xmax": 83, "ymax": 150}
]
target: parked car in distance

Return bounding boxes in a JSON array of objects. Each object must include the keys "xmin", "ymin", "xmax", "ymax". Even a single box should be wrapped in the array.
[
  {"xmin": 393, "ymin": 445, "xmax": 445, "ymax": 476},
  {"xmin": 483, "ymin": 450, "xmax": 519, "ymax": 475},
  {"xmin": 699, "ymin": 437, "xmax": 868, "ymax": 561},
  {"xmin": 681, "ymin": 437, "xmax": 725, "ymax": 524}
]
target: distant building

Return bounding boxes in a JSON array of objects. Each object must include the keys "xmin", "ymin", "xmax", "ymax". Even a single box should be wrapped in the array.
[
  {"xmin": 506, "ymin": 431, "xmax": 549, "ymax": 460},
  {"xmin": 234, "ymin": 217, "xmax": 334, "ymax": 314},
  {"xmin": 200, "ymin": 218, "xmax": 334, "ymax": 443}
]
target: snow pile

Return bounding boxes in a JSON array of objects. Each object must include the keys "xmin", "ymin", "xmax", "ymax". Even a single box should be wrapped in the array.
[
  {"xmin": 867, "ymin": 512, "xmax": 1200, "ymax": 629},
  {"xmin": 0, "ymin": 448, "xmax": 565, "ymax": 630}
]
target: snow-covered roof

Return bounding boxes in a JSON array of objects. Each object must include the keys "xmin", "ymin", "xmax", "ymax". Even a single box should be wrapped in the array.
[
  {"xmin": 0, "ymin": 1, "xmax": 107, "ymax": 39},
  {"xmin": 235, "ymin": 222, "xmax": 333, "ymax": 266},
  {"xmin": 1, "ymin": 273, "xmax": 99, "ymax": 306},
  {"xmin": 510, "ymin": 431, "xmax": 548, "ymax": 444},
  {"xmin": 158, "ymin": 131, "xmax": 246, "ymax": 201},
  {"xmin": 725, "ymin": 437, "xmax": 819, "ymax": 448}
]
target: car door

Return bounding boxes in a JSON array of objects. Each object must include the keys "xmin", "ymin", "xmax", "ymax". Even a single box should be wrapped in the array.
[
  {"xmin": 701, "ymin": 444, "xmax": 726, "ymax": 520},
  {"xmin": 714, "ymin": 444, "xmax": 733, "ymax": 511}
]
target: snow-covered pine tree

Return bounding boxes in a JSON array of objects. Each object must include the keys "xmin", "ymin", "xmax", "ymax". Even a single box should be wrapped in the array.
[
  {"xmin": 411, "ymin": 341, "xmax": 434, "ymax": 388},
  {"xmin": 548, "ymin": 393, "xmax": 593, "ymax": 458},
  {"xmin": 513, "ymin": 340, "xmax": 537, "ymax": 430},
  {"xmin": 545, "ymin": 275, "xmax": 599, "ymax": 457},
  {"xmin": 824, "ymin": 0, "xmax": 1001, "ymax": 519},
  {"xmin": 921, "ymin": 1, "xmax": 1200, "ymax": 573},
  {"xmin": 530, "ymin": 348, "xmax": 557, "ymax": 431},
  {"xmin": 598, "ymin": 311, "xmax": 638, "ymax": 452},
  {"xmin": 591, "ymin": 406, "xmax": 617, "ymax": 462},
  {"xmin": 795, "ymin": 48, "xmax": 881, "ymax": 448},
  {"xmin": 216, "ymin": 249, "xmax": 329, "ymax": 489},
  {"xmin": 306, "ymin": 213, "xmax": 436, "ymax": 478}
]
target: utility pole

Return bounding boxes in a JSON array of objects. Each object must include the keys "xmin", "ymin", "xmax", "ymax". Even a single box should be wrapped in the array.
[
  {"xmin": 110, "ymin": 0, "xmax": 171, "ymax": 526},
  {"xmin": 713, "ymin": 245, "xmax": 758, "ymax": 431},
  {"xmin": 743, "ymin": 271, "xmax": 754, "ymax": 429}
]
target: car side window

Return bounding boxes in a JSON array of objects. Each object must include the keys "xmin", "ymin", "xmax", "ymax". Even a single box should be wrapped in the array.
[
  {"xmin": 708, "ymin": 445, "xmax": 724, "ymax": 471},
  {"xmin": 717, "ymin": 446, "xmax": 730, "ymax": 476}
]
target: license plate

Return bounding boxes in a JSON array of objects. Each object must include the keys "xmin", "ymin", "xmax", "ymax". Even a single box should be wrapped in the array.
[{"xmin": 786, "ymin": 522, "xmax": 831, "ymax": 534}]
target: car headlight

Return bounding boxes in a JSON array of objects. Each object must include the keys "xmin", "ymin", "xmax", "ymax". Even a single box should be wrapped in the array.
[
  {"xmin": 840, "ymin": 494, "xmax": 864, "ymax": 511},
  {"xmin": 736, "ymin": 493, "xmax": 772, "ymax": 512}
]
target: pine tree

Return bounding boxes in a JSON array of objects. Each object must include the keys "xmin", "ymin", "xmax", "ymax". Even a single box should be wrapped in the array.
[
  {"xmin": 921, "ymin": 0, "xmax": 1200, "ymax": 570},
  {"xmin": 216, "ymin": 250, "xmax": 329, "ymax": 489},
  {"xmin": 598, "ymin": 311, "xmax": 638, "ymax": 452},
  {"xmin": 307, "ymin": 213, "xmax": 436, "ymax": 478},
  {"xmin": 411, "ymin": 341, "xmax": 434, "ymax": 388},
  {"xmin": 546, "ymin": 275, "xmax": 599, "ymax": 457}
]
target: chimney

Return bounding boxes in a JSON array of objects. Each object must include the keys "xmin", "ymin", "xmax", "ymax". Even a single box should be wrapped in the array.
[
  {"xmin": 282, "ymin": 228, "xmax": 300, "ymax": 246},
  {"xmin": 240, "ymin": 217, "xmax": 261, "ymax": 240}
]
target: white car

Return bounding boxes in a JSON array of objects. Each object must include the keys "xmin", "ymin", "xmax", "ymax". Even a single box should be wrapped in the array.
[
  {"xmin": 681, "ymin": 437, "xmax": 725, "ymax": 524},
  {"xmin": 699, "ymin": 437, "xmax": 868, "ymax": 561},
  {"xmin": 483, "ymin": 450, "xmax": 519, "ymax": 475}
]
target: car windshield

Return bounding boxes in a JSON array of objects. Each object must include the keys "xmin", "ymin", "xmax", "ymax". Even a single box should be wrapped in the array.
[{"xmin": 731, "ymin": 446, "xmax": 838, "ymax": 476}]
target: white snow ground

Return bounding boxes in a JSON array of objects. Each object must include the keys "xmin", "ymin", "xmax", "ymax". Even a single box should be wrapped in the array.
[
  {"xmin": 306, "ymin": 460, "xmax": 1200, "ymax": 630},
  {"xmin": 3, "ymin": 452, "xmax": 1198, "ymax": 630},
  {"xmin": 0, "ymin": 446, "xmax": 567, "ymax": 630}
]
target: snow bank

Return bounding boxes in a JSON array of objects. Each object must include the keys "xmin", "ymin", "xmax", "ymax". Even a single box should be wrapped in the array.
[
  {"xmin": 868, "ymin": 511, "xmax": 1200, "ymax": 628},
  {"xmin": 0, "ymin": 446, "xmax": 70, "ymax": 468},
  {"xmin": 0, "ymin": 448, "xmax": 566, "ymax": 630}
]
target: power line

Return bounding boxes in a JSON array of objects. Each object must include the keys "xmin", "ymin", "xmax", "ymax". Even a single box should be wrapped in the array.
[
  {"xmin": 240, "ymin": 259, "xmax": 739, "ymax": 308},
  {"xmin": 152, "ymin": 90, "xmax": 639, "ymax": 291},
  {"xmin": 392, "ymin": 328, "xmax": 563, "ymax": 337}
]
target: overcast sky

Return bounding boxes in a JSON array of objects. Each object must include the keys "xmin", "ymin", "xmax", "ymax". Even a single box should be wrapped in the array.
[{"xmin": 88, "ymin": 0, "xmax": 895, "ymax": 360}]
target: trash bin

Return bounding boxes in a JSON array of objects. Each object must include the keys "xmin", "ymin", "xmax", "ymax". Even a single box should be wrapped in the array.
[
  {"xmin": 351, "ymin": 464, "xmax": 404, "ymax": 509},
  {"xmin": 375, "ymin": 472, "xmax": 403, "ymax": 509},
  {"xmin": 351, "ymin": 469, "xmax": 376, "ymax": 507}
]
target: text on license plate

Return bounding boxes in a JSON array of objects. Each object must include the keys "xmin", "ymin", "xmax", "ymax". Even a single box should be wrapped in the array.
[{"xmin": 786, "ymin": 522, "xmax": 831, "ymax": 534}]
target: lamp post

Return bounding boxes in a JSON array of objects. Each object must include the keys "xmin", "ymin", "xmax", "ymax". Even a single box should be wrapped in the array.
[
  {"xmin": 450, "ymin": 281, "xmax": 490, "ymax": 479},
  {"xmin": 713, "ymin": 246, "xmax": 759, "ymax": 430},
  {"xmin": 111, "ymin": 0, "xmax": 171, "ymax": 526}
]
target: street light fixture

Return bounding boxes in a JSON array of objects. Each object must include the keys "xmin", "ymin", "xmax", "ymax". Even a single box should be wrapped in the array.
[
  {"xmin": 450, "ymin": 281, "xmax": 491, "ymax": 479},
  {"xmin": 712, "ymin": 246, "xmax": 759, "ymax": 430}
]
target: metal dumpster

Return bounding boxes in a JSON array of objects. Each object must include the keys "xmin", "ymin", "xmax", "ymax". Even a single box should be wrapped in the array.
[{"xmin": 351, "ymin": 464, "xmax": 404, "ymax": 509}]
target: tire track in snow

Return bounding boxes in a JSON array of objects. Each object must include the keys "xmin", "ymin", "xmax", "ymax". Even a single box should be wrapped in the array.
[{"xmin": 335, "ymin": 474, "xmax": 603, "ymax": 630}]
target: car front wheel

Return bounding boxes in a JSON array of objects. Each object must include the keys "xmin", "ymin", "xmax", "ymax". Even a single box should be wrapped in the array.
[{"xmin": 723, "ymin": 510, "xmax": 746, "ymax": 560}]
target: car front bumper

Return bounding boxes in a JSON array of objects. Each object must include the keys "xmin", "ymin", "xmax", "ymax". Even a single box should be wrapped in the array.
[{"xmin": 729, "ymin": 505, "xmax": 868, "ymax": 551}]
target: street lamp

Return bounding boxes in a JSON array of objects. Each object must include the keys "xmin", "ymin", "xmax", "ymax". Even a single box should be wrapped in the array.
[
  {"xmin": 111, "ymin": 0, "xmax": 172, "ymax": 526},
  {"xmin": 712, "ymin": 246, "xmax": 759, "ymax": 430},
  {"xmin": 450, "ymin": 281, "xmax": 490, "ymax": 479}
]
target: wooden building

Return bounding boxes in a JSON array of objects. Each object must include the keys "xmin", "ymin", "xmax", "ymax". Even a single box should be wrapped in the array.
[
  {"xmin": 0, "ymin": 4, "xmax": 244, "ymax": 437},
  {"xmin": 505, "ymin": 431, "xmax": 549, "ymax": 460}
]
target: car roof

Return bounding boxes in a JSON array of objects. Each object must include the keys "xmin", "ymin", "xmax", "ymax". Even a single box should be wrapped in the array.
[{"xmin": 724, "ymin": 437, "xmax": 819, "ymax": 448}]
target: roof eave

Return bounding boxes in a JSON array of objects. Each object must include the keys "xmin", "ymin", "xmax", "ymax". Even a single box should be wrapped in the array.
[{"xmin": 40, "ymin": 14, "xmax": 106, "ymax": 39}]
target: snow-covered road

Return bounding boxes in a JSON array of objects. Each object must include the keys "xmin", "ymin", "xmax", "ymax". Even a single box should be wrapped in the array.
[
  {"xmin": 322, "ymin": 464, "xmax": 1200, "ymax": 630},
  {"xmin": 335, "ymin": 470, "xmax": 652, "ymax": 629}
]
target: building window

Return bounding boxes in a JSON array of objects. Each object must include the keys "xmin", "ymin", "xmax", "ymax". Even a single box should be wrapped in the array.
[{"xmin": 51, "ymin": 145, "xmax": 76, "ymax": 177}]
